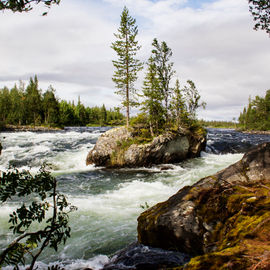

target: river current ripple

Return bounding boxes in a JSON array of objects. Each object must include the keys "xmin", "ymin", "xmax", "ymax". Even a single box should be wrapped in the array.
[{"xmin": 0, "ymin": 127, "xmax": 270, "ymax": 269}]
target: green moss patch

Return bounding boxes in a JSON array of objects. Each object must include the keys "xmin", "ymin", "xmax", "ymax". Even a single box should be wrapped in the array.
[{"xmin": 181, "ymin": 181, "xmax": 270, "ymax": 269}]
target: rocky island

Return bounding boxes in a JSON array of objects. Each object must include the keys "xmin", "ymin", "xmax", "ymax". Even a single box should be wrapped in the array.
[{"xmin": 86, "ymin": 126, "xmax": 206, "ymax": 168}]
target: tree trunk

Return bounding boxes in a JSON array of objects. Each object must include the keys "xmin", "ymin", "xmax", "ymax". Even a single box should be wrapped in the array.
[
  {"xmin": 165, "ymin": 95, "xmax": 168, "ymax": 122},
  {"xmin": 126, "ymin": 101, "xmax": 129, "ymax": 128},
  {"xmin": 149, "ymin": 121, "xmax": 154, "ymax": 137}
]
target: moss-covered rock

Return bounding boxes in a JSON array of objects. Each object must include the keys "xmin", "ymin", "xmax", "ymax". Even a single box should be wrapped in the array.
[
  {"xmin": 86, "ymin": 126, "xmax": 206, "ymax": 168},
  {"xmin": 137, "ymin": 143, "xmax": 270, "ymax": 269}
]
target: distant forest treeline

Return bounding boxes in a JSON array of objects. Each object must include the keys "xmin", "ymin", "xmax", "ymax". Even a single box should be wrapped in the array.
[
  {"xmin": 199, "ymin": 120, "xmax": 237, "ymax": 129},
  {"xmin": 239, "ymin": 90, "xmax": 270, "ymax": 131},
  {"xmin": 0, "ymin": 76, "xmax": 124, "ymax": 127}
]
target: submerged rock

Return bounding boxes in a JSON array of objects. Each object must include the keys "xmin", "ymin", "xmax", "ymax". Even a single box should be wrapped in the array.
[
  {"xmin": 102, "ymin": 242, "xmax": 190, "ymax": 270},
  {"xmin": 137, "ymin": 142, "xmax": 270, "ymax": 269},
  {"xmin": 86, "ymin": 126, "xmax": 206, "ymax": 168}
]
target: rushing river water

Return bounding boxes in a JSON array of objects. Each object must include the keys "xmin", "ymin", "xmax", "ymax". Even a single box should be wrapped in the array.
[{"xmin": 1, "ymin": 127, "xmax": 270, "ymax": 269}]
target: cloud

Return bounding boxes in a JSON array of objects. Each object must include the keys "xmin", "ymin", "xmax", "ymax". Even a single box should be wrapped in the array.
[{"xmin": 0, "ymin": 0, "xmax": 270, "ymax": 120}]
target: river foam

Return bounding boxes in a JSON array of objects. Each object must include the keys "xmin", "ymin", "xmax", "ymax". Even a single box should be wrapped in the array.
[{"xmin": 1, "ymin": 127, "xmax": 269, "ymax": 269}]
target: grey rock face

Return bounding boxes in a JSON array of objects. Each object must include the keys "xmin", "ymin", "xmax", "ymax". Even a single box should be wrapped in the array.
[{"xmin": 86, "ymin": 127, "xmax": 132, "ymax": 166}]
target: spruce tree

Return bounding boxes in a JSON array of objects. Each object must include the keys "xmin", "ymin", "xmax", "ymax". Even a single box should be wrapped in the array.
[
  {"xmin": 183, "ymin": 80, "xmax": 206, "ymax": 120},
  {"xmin": 151, "ymin": 39, "xmax": 175, "ymax": 122},
  {"xmin": 0, "ymin": 87, "xmax": 12, "ymax": 123},
  {"xmin": 141, "ymin": 56, "xmax": 164, "ymax": 136},
  {"xmin": 25, "ymin": 75, "xmax": 42, "ymax": 125},
  {"xmin": 170, "ymin": 79, "xmax": 186, "ymax": 127},
  {"xmin": 42, "ymin": 86, "xmax": 59, "ymax": 126},
  {"xmin": 9, "ymin": 84, "xmax": 24, "ymax": 125},
  {"xmin": 111, "ymin": 6, "xmax": 143, "ymax": 127},
  {"xmin": 100, "ymin": 104, "xmax": 107, "ymax": 126}
]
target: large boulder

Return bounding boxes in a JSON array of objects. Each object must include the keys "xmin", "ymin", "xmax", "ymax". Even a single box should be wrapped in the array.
[
  {"xmin": 137, "ymin": 142, "xmax": 270, "ymax": 269},
  {"xmin": 86, "ymin": 126, "xmax": 206, "ymax": 168}
]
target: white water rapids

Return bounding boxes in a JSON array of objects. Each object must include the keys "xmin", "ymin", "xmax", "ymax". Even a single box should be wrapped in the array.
[{"xmin": 0, "ymin": 128, "xmax": 251, "ymax": 269}]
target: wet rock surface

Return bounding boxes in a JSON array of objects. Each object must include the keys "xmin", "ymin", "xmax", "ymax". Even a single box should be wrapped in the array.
[{"xmin": 102, "ymin": 242, "xmax": 190, "ymax": 270}]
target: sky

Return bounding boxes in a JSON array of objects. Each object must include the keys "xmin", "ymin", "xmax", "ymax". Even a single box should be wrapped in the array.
[{"xmin": 0, "ymin": 0, "xmax": 270, "ymax": 121}]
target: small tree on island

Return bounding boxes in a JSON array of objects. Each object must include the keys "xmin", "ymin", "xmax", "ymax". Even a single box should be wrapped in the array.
[
  {"xmin": 0, "ymin": 166, "xmax": 77, "ymax": 270},
  {"xmin": 111, "ymin": 6, "xmax": 143, "ymax": 128},
  {"xmin": 151, "ymin": 39, "xmax": 176, "ymax": 122},
  {"xmin": 139, "ymin": 40, "xmax": 206, "ymax": 136},
  {"xmin": 141, "ymin": 56, "xmax": 165, "ymax": 136},
  {"xmin": 184, "ymin": 80, "xmax": 206, "ymax": 120},
  {"xmin": 170, "ymin": 79, "xmax": 187, "ymax": 127}
]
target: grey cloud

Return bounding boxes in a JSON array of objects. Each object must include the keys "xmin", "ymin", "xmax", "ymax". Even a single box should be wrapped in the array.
[{"xmin": 1, "ymin": 0, "xmax": 270, "ymax": 120}]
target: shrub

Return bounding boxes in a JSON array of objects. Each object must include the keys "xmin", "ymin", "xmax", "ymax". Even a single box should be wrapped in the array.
[{"xmin": 0, "ymin": 165, "xmax": 77, "ymax": 270}]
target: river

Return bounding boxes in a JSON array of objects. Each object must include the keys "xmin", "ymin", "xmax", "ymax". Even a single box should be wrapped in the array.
[{"xmin": 1, "ymin": 127, "xmax": 270, "ymax": 269}]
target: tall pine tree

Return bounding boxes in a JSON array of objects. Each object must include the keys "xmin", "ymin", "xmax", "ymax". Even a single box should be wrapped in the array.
[
  {"xmin": 184, "ymin": 80, "xmax": 206, "ymax": 120},
  {"xmin": 25, "ymin": 75, "xmax": 42, "ymax": 125},
  {"xmin": 170, "ymin": 79, "xmax": 186, "ymax": 127},
  {"xmin": 111, "ymin": 6, "xmax": 143, "ymax": 127},
  {"xmin": 141, "ymin": 56, "xmax": 164, "ymax": 136},
  {"xmin": 43, "ymin": 86, "xmax": 59, "ymax": 126},
  {"xmin": 151, "ymin": 39, "xmax": 175, "ymax": 122}
]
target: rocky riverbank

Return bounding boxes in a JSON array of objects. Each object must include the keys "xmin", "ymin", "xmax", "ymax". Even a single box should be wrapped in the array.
[
  {"xmin": 1, "ymin": 124, "xmax": 62, "ymax": 132},
  {"xmin": 136, "ymin": 142, "xmax": 270, "ymax": 269},
  {"xmin": 241, "ymin": 130, "xmax": 270, "ymax": 135},
  {"xmin": 86, "ymin": 126, "xmax": 206, "ymax": 168}
]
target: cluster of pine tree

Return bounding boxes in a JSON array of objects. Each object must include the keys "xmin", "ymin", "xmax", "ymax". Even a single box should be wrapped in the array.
[
  {"xmin": 239, "ymin": 90, "xmax": 270, "ymax": 130},
  {"xmin": 0, "ymin": 76, "xmax": 124, "ymax": 128},
  {"xmin": 140, "ymin": 40, "xmax": 206, "ymax": 136},
  {"xmin": 111, "ymin": 7, "xmax": 206, "ymax": 135}
]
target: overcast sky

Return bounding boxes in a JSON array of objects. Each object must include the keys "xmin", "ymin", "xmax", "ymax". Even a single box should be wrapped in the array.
[{"xmin": 0, "ymin": 0, "xmax": 269, "ymax": 120}]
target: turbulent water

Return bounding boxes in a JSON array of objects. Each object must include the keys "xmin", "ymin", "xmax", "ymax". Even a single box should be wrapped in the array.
[{"xmin": 1, "ymin": 127, "xmax": 270, "ymax": 269}]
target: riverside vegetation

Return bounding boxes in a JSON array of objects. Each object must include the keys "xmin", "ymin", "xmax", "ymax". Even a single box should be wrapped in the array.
[
  {"xmin": 0, "ymin": 75, "xmax": 124, "ymax": 130},
  {"xmin": 0, "ymin": 165, "xmax": 77, "ymax": 270},
  {"xmin": 239, "ymin": 89, "xmax": 270, "ymax": 131},
  {"xmin": 198, "ymin": 120, "xmax": 238, "ymax": 129}
]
